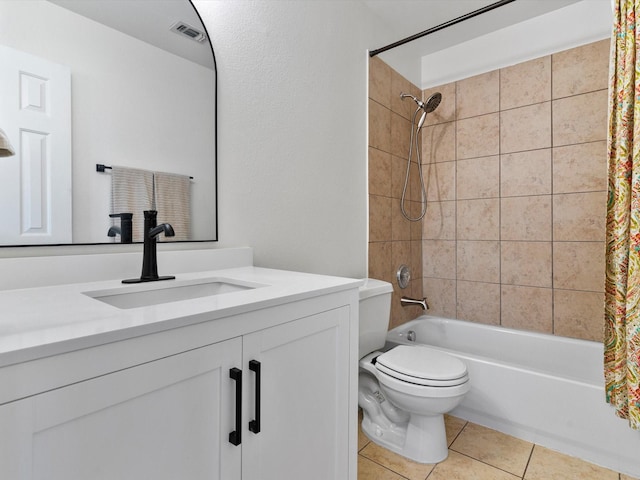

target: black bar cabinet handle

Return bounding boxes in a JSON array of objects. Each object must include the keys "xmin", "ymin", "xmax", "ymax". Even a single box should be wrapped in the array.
[
  {"xmin": 229, "ymin": 367, "xmax": 242, "ymax": 446},
  {"xmin": 249, "ymin": 360, "xmax": 261, "ymax": 434}
]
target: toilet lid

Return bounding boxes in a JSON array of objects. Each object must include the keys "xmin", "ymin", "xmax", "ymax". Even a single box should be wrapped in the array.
[{"xmin": 376, "ymin": 345, "xmax": 468, "ymax": 386}]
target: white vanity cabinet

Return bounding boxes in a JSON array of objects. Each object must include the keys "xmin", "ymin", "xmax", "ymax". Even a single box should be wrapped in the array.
[
  {"xmin": 242, "ymin": 306, "xmax": 350, "ymax": 480},
  {"xmin": 0, "ymin": 289, "xmax": 355, "ymax": 480},
  {"xmin": 0, "ymin": 337, "xmax": 243, "ymax": 480}
]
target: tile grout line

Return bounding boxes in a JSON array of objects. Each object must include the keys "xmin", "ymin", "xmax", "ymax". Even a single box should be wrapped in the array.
[
  {"xmin": 358, "ymin": 451, "xmax": 412, "ymax": 480},
  {"xmin": 446, "ymin": 448, "xmax": 527, "ymax": 479},
  {"xmin": 521, "ymin": 443, "xmax": 536, "ymax": 479}
]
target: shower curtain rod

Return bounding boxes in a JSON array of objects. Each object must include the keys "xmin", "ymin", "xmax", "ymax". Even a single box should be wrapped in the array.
[{"xmin": 369, "ymin": 0, "xmax": 517, "ymax": 57}]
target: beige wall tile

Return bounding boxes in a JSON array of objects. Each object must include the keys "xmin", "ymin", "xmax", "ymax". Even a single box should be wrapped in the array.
[
  {"xmin": 501, "ymin": 149, "xmax": 552, "ymax": 197},
  {"xmin": 451, "ymin": 423, "xmax": 534, "ymax": 477},
  {"xmin": 501, "ymin": 196, "xmax": 552, "ymax": 241},
  {"xmin": 422, "ymin": 121, "xmax": 456, "ymax": 163},
  {"xmin": 391, "ymin": 203, "xmax": 411, "ymax": 241},
  {"xmin": 409, "ymin": 202, "xmax": 425, "ymax": 240},
  {"xmin": 457, "ymin": 113, "xmax": 500, "ymax": 160},
  {"xmin": 390, "ymin": 111, "xmax": 411, "ymax": 158},
  {"xmin": 391, "ymin": 154, "xmax": 407, "ymax": 199},
  {"xmin": 425, "ymin": 160, "xmax": 456, "ymax": 201},
  {"xmin": 370, "ymin": 46, "xmax": 612, "ymax": 340},
  {"xmin": 525, "ymin": 445, "xmax": 618, "ymax": 480},
  {"xmin": 423, "ymin": 277, "xmax": 457, "ymax": 318},
  {"xmin": 423, "ymin": 239, "xmax": 456, "ymax": 279},
  {"xmin": 368, "ymin": 241, "xmax": 392, "ymax": 283},
  {"xmin": 457, "ymin": 70, "xmax": 500, "ymax": 119},
  {"xmin": 369, "ymin": 50, "xmax": 424, "ymax": 286},
  {"xmin": 423, "ymin": 201, "xmax": 456, "ymax": 240},
  {"xmin": 457, "ymin": 198, "xmax": 499, "ymax": 240},
  {"xmin": 407, "ymin": 161, "xmax": 422, "ymax": 202},
  {"xmin": 552, "ymin": 142, "xmax": 607, "ymax": 194},
  {"xmin": 369, "ymin": 99, "xmax": 391, "ymax": 152},
  {"xmin": 392, "ymin": 240, "xmax": 411, "ymax": 274},
  {"xmin": 501, "ymin": 56, "xmax": 551, "ymax": 110},
  {"xmin": 457, "ymin": 156, "xmax": 500, "ymax": 199},
  {"xmin": 424, "ymin": 82, "xmax": 456, "ymax": 126},
  {"xmin": 552, "ymin": 90, "xmax": 608, "ymax": 146},
  {"xmin": 392, "ymin": 241, "xmax": 419, "ymax": 326},
  {"xmin": 501, "ymin": 285, "xmax": 553, "ymax": 334},
  {"xmin": 500, "ymin": 102, "xmax": 551, "ymax": 154},
  {"xmin": 501, "ymin": 241, "xmax": 552, "ymax": 288},
  {"xmin": 553, "ymin": 241, "xmax": 605, "ymax": 292},
  {"xmin": 552, "ymin": 39, "xmax": 610, "ymax": 99},
  {"xmin": 369, "ymin": 194, "xmax": 392, "ymax": 242},
  {"xmin": 369, "ymin": 147, "xmax": 391, "ymax": 197},
  {"xmin": 391, "ymin": 68, "xmax": 420, "ymax": 120},
  {"xmin": 457, "ymin": 241, "xmax": 500, "ymax": 283},
  {"xmin": 456, "ymin": 281, "xmax": 501, "ymax": 325},
  {"xmin": 411, "ymin": 239, "xmax": 423, "ymax": 279},
  {"xmin": 553, "ymin": 191, "xmax": 607, "ymax": 242},
  {"xmin": 554, "ymin": 289, "xmax": 604, "ymax": 341},
  {"xmin": 369, "ymin": 56, "xmax": 391, "ymax": 109}
]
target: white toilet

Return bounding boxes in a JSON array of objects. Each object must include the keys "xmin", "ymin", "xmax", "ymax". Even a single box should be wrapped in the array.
[{"xmin": 358, "ymin": 279, "xmax": 469, "ymax": 463}]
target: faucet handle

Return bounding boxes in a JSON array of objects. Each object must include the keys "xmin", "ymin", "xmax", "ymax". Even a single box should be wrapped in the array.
[{"xmin": 149, "ymin": 223, "xmax": 175, "ymax": 239}]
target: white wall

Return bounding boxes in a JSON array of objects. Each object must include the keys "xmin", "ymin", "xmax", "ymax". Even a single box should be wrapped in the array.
[
  {"xmin": 195, "ymin": 0, "xmax": 393, "ymax": 278},
  {"xmin": 0, "ymin": 0, "xmax": 215, "ymax": 243}
]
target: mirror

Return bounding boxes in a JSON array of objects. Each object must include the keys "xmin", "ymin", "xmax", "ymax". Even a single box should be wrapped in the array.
[{"xmin": 0, "ymin": 0, "xmax": 216, "ymax": 246}]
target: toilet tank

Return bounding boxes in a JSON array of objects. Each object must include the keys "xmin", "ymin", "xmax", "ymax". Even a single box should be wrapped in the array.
[{"xmin": 359, "ymin": 278, "xmax": 393, "ymax": 359}]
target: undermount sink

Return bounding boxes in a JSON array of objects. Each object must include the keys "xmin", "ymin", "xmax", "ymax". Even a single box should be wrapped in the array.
[{"xmin": 83, "ymin": 278, "xmax": 265, "ymax": 309}]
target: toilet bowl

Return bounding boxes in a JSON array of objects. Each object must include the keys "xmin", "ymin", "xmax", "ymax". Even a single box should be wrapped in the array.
[{"xmin": 358, "ymin": 279, "xmax": 469, "ymax": 464}]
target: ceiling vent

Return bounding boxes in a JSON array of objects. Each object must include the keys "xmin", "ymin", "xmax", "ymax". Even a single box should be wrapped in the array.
[{"xmin": 170, "ymin": 21, "xmax": 207, "ymax": 43}]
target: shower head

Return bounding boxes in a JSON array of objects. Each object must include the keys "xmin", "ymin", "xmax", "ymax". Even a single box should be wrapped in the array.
[
  {"xmin": 424, "ymin": 92, "xmax": 442, "ymax": 114},
  {"xmin": 400, "ymin": 91, "xmax": 442, "ymax": 114}
]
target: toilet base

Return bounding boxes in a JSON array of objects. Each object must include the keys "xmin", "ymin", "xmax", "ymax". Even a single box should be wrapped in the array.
[{"xmin": 361, "ymin": 411, "xmax": 449, "ymax": 464}]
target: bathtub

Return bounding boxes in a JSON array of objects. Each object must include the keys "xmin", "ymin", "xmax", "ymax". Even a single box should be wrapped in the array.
[{"xmin": 386, "ymin": 316, "xmax": 640, "ymax": 478}]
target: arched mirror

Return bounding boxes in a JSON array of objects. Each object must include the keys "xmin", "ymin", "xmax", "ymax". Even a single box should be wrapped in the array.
[{"xmin": 0, "ymin": 0, "xmax": 217, "ymax": 246}]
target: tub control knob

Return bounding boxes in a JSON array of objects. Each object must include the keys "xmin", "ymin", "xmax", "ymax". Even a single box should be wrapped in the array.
[{"xmin": 397, "ymin": 265, "xmax": 411, "ymax": 289}]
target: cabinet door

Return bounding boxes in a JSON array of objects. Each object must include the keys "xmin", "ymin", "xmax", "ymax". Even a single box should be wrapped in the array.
[
  {"xmin": 242, "ymin": 307, "xmax": 351, "ymax": 480},
  {"xmin": 0, "ymin": 338, "xmax": 242, "ymax": 480}
]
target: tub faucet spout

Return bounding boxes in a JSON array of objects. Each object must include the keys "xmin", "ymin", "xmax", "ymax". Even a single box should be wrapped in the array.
[{"xmin": 401, "ymin": 296, "xmax": 429, "ymax": 310}]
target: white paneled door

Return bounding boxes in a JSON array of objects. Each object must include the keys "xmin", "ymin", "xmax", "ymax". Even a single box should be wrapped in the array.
[{"xmin": 0, "ymin": 45, "xmax": 71, "ymax": 244}]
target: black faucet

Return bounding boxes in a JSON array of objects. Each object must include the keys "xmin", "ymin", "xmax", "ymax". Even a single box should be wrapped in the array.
[
  {"xmin": 123, "ymin": 210, "xmax": 175, "ymax": 284},
  {"xmin": 108, "ymin": 212, "xmax": 133, "ymax": 243}
]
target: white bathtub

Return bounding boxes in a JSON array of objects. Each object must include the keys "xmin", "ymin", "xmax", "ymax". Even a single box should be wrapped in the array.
[{"xmin": 386, "ymin": 316, "xmax": 640, "ymax": 477}]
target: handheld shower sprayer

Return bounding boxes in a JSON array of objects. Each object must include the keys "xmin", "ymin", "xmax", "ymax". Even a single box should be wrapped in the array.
[
  {"xmin": 399, "ymin": 91, "xmax": 443, "ymax": 222},
  {"xmin": 400, "ymin": 92, "xmax": 442, "ymax": 115}
]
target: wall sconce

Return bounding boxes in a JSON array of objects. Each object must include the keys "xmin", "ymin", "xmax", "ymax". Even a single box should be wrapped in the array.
[{"xmin": 0, "ymin": 128, "xmax": 15, "ymax": 157}]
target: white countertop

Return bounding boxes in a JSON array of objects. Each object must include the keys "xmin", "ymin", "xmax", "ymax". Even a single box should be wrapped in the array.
[{"xmin": 0, "ymin": 266, "xmax": 362, "ymax": 368}]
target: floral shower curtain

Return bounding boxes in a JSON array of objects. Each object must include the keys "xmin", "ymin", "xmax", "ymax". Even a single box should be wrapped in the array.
[{"xmin": 604, "ymin": 0, "xmax": 640, "ymax": 429}]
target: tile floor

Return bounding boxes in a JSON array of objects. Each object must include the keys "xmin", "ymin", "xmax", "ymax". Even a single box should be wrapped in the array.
[{"xmin": 358, "ymin": 413, "xmax": 639, "ymax": 480}]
